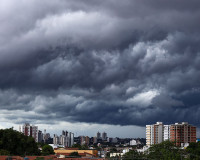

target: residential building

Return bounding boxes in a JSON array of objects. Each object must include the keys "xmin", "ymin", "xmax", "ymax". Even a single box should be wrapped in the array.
[
  {"xmin": 146, "ymin": 122, "xmax": 164, "ymax": 146},
  {"xmin": 53, "ymin": 130, "xmax": 74, "ymax": 147},
  {"xmin": 170, "ymin": 122, "xmax": 196, "ymax": 146},
  {"xmin": 38, "ymin": 130, "xmax": 43, "ymax": 143},
  {"xmin": 97, "ymin": 132, "xmax": 101, "ymax": 139},
  {"xmin": 146, "ymin": 122, "xmax": 196, "ymax": 147},
  {"xmin": 60, "ymin": 134, "xmax": 67, "ymax": 146},
  {"xmin": 93, "ymin": 137, "xmax": 97, "ymax": 144},
  {"xmin": 53, "ymin": 134, "xmax": 60, "ymax": 145},
  {"xmin": 68, "ymin": 132, "xmax": 74, "ymax": 147},
  {"xmin": 19, "ymin": 123, "xmax": 38, "ymax": 142},
  {"xmin": 102, "ymin": 132, "xmax": 107, "ymax": 141},
  {"xmin": 43, "ymin": 129, "xmax": 51, "ymax": 143}
]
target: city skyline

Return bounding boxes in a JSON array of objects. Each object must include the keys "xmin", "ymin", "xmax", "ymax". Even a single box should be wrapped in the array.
[
  {"xmin": 1, "ymin": 121, "xmax": 200, "ymax": 139},
  {"xmin": 1, "ymin": 0, "xmax": 200, "ymax": 137}
]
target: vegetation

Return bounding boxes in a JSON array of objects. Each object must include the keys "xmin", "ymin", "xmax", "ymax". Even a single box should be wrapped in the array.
[
  {"xmin": 41, "ymin": 145, "xmax": 54, "ymax": 156},
  {"xmin": 0, "ymin": 128, "xmax": 40, "ymax": 156},
  {"xmin": 123, "ymin": 150, "xmax": 142, "ymax": 159},
  {"xmin": 110, "ymin": 147, "xmax": 117, "ymax": 153},
  {"xmin": 69, "ymin": 152, "xmax": 81, "ymax": 157},
  {"xmin": 120, "ymin": 141, "xmax": 200, "ymax": 160},
  {"xmin": 0, "ymin": 149, "xmax": 10, "ymax": 155},
  {"xmin": 186, "ymin": 142, "xmax": 200, "ymax": 159},
  {"xmin": 72, "ymin": 144, "xmax": 88, "ymax": 150},
  {"xmin": 118, "ymin": 141, "xmax": 192, "ymax": 160},
  {"xmin": 147, "ymin": 141, "xmax": 183, "ymax": 160}
]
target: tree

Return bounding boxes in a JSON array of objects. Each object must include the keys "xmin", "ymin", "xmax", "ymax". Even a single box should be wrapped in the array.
[
  {"xmin": 41, "ymin": 145, "xmax": 54, "ymax": 156},
  {"xmin": 186, "ymin": 142, "xmax": 200, "ymax": 159},
  {"xmin": 147, "ymin": 141, "xmax": 183, "ymax": 160},
  {"xmin": 71, "ymin": 144, "xmax": 88, "ymax": 150},
  {"xmin": 123, "ymin": 150, "xmax": 142, "ymax": 159},
  {"xmin": 110, "ymin": 147, "xmax": 117, "ymax": 153},
  {"xmin": 0, "ymin": 128, "xmax": 40, "ymax": 156},
  {"xmin": 69, "ymin": 152, "xmax": 81, "ymax": 157},
  {"xmin": 72, "ymin": 144, "xmax": 81, "ymax": 148},
  {"xmin": 0, "ymin": 149, "xmax": 10, "ymax": 155}
]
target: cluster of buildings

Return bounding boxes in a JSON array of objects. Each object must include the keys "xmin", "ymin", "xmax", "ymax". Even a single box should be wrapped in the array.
[
  {"xmin": 18, "ymin": 123, "xmax": 144, "ymax": 148},
  {"xmin": 17, "ymin": 122, "xmax": 197, "ymax": 158},
  {"xmin": 146, "ymin": 122, "xmax": 196, "ymax": 147},
  {"xmin": 97, "ymin": 131, "xmax": 107, "ymax": 140},
  {"xmin": 19, "ymin": 123, "xmax": 74, "ymax": 147},
  {"xmin": 92, "ymin": 131, "xmax": 108, "ymax": 144},
  {"xmin": 19, "ymin": 121, "xmax": 197, "ymax": 155},
  {"xmin": 19, "ymin": 123, "xmax": 43, "ymax": 143},
  {"xmin": 53, "ymin": 130, "xmax": 74, "ymax": 147}
]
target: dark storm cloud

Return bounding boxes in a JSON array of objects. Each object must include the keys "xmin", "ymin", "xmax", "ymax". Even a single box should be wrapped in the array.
[{"xmin": 1, "ymin": 0, "xmax": 200, "ymax": 127}]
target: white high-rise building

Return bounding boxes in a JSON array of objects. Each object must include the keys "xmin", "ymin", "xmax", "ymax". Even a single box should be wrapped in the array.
[
  {"xmin": 68, "ymin": 132, "xmax": 74, "ymax": 147},
  {"xmin": 164, "ymin": 125, "xmax": 170, "ymax": 141},
  {"xmin": 146, "ymin": 122, "xmax": 164, "ymax": 146},
  {"xmin": 53, "ymin": 134, "xmax": 60, "ymax": 145},
  {"xmin": 60, "ymin": 135, "xmax": 67, "ymax": 146}
]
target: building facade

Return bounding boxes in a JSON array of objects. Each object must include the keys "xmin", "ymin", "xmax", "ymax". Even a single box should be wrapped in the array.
[
  {"xmin": 146, "ymin": 122, "xmax": 164, "ymax": 146},
  {"xmin": 146, "ymin": 122, "xmax": 196, "ymax": 146},
  {"xmin": 80, "ymin": 136, "xmax": 90, "ymax": 146},
  {"xmin": 164, "ymin": 125, "xmax": 170, "ymax": 141},
  {"xmin": 102, "ymin": 132, "xmax": 107, "ymax": 141},
  {"xmin": 97, "ymin": 132, "xmax": 101, "ymax": 139},
  {"xmin": 170, "ymin": 122, "xmax": 196, "ymax": 146},
  {"xmin": 19, "ymin": 123, "xmax": 38, "ymax": 142},
  {"xmin": 38, "ymin": 130, "xmax": 43, "ymax": 143},
  {"xmin": 53, "ymin": 134, "xmax": 60, "ymax": 145},
  {"xmin": 53, "ymin": 130, "xmax": 74, "ymax": 147}
]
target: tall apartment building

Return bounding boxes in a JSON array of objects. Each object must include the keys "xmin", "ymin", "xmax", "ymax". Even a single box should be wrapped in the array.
[
  {"xmin": 146, "ymin": 122, "xmax": 196, "ymax": 147},
  {"xmin": 93, "ymin": 137, "xmax": 97, "ymax": 144},
  {"xmin": 60, "ymin": 134, "xmax": 67, "ymax": 146},
  {"xmin": 68, "ymin": 132, "xmax": 74, "ymax": 147},
  {"xmin": 102, "ymin": 132, "xmax": 107, "ymax": 141},
  {"xmin": 146, "ymin": 122, "xmax": 164, "ymax": 146},
  {"xmin": 53, "ymin": 134, "xmax": 60, "ymax": 145},
  {"xmin": 38, "ymin": 130, "xmax": 43, "ymax": 143},
  {"xmin": 97, "ymin": 132, "xmax": 101, "ymax": 139},
  {"xmin": 19, "ymin": 123, "xmax": 38, "ymax": 142},
  {"xmin": 43, "ymin": 129, "xmax": 51, "ymax": 143},
  {"xmin": 170, "ymin": 122, "xmax": 196, "ymax": 146}
]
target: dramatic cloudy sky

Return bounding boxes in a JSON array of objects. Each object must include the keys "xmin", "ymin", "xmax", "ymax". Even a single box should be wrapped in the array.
[{"xmin": 1, "ymin": 0, "xmax": 200, "ymax": 138}]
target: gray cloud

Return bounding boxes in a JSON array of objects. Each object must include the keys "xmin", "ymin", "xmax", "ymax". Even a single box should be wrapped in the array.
[{"xmin": 0, "ymin": 0, "xmax": 200, "ymax": 131}]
